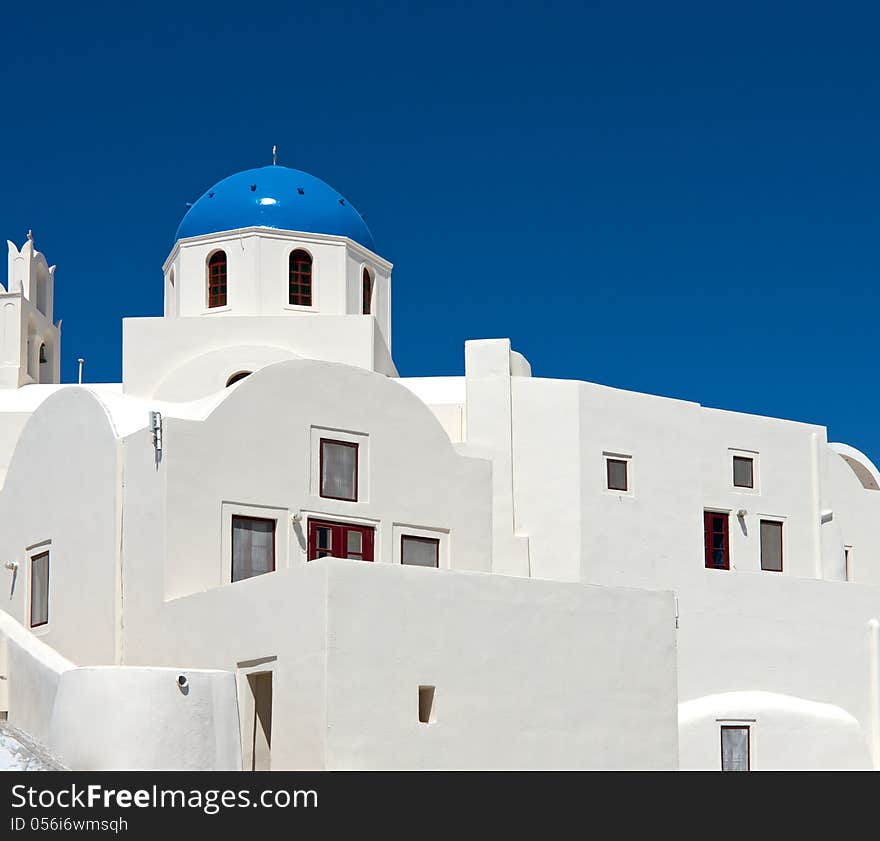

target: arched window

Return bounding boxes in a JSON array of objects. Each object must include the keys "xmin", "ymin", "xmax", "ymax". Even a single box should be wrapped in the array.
[
  {"xmin": 207, "ymin": 251, "xmax": 227, "ymax": 308},
  {"xmin": 226, "ymin": 371, "xmax": 252, "ymax": 387},
  {"xmin": 38, "ymin": 343, "xmax": 47, "ymax": 364},
  {"xmin": 362, "ymin": 268, "xmax": 373, "ymax": 315},
  {"xmin": 289, "ymin": 250, "xmax": 312, "ymax": 306}
]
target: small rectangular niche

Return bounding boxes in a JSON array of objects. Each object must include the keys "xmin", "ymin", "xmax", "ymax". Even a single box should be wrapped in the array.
[{"xmin": 418, "ymin": 685, "xmax": 435, "ymax": 724}]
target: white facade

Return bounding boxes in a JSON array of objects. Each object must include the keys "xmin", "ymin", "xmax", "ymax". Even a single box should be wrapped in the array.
[{"xmin": 0, "ymin": 164, "xmax": 878, "ymax": 769}]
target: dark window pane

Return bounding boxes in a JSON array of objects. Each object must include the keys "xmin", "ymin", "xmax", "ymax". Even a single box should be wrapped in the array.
[
  {"xmin": 402, "ymin": 536, "xmax": 439, "ymax": 568},
  {"xmin": 321, "ymin": 440, "xmax": 357, "ymax": 501},
  {"xmin": 232, "ymin": 516, "xmax": 276, "ymax": 582},
  {"xmin": 30, "ymin": 552, "xmax": 49, "ymax": 627},
  {"xmin": 606, "ymin": 458, "xmax": 628, "ymax": 491},
  {"xmin": 733, "ymin": 456, "xmax": 754, "ymax": 488},
  {"xmin": 760, "ymin": 520, "xmax": 783, "ymax": 572}
]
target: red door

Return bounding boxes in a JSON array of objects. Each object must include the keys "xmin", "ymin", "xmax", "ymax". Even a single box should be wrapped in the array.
[
  {"xmin": 703, "ymin": 511, "xmax": 730, "ymax": 569},
  {"xmin": 308, "ymin": 519, "xmax": 375, "ymax": 562}
]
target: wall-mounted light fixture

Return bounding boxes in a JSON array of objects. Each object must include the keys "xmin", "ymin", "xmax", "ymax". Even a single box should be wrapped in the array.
[
  {"xmin": 291, "ymin": 512, "xmax": 303, "ymax": 525},
  {"xmin": 3, "ymin": 561, "xmax": 17, "ymax": 572},
  {"xmin": 737, "ymin": 509, "xmax": 748, "ymax": 518},
  {"xmin": 149, "ymin": 411, "xmax": 163, "ymax": 467}
]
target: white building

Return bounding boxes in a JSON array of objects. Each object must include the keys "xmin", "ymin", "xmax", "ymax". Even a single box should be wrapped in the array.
[{"xmin": 0, "ymin": 162, "xmax": 877, "ymax": 770}]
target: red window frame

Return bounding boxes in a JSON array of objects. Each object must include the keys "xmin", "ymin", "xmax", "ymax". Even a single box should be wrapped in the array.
[
  {"xmin": 30, "ymin": 551, "xmax": 49, "ymax": 628},
  {"xmin": 231, "ymin": 515, "xmax": 277, "ymax": 582},
  {"xmin": 362, "ymin": 267, "xmax": 372, "ymax": 315},
  {"xmin": 207, "ymin": 251, "xmax": 227, "ymax": 308},
  {"xmin": 606, "ymin": 458, "xmax": 628, "ymax": 491},
  {"xmin": 319, "ymin": 438, "xmax": 359, "ymax": 502},
  {"xmin": 307, "ymin": 519, "xmax": 374, "ymax": 562},
  {"xmin": 401, "ymin": 535, "xmax": 440, "ymax": 568},
  {"xmin": 732, "ymin": 456, "xmax": 754, "ymax": 489},
  {"xmin": 703, "ymin": 511, "xmax": 730, "ymax": 570},
  {"xmin": 289, "ymin": 249, "xmax": 312, "ymax": 307}
]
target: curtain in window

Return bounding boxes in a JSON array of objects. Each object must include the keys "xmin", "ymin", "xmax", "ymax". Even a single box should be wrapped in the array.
[
  {"xmin": 721, "ymin": 727, "xmax": 749, "ymax": 771},
  {"xmin": 30, "ymin": 552, "xmax": 49, "ymax": 627},
  {"xmin": 402, "ymin": 537, "xmax": 439, "ymax": 567},
  {"xmin": 232, "ymin": 517, "xmax": 275, "ymax": 582},
  {"xmin": 321, "ymin": 441, "xmax": 357, "ymax": 500}
]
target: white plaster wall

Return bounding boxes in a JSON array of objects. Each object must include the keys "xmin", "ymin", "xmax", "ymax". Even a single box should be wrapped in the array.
[
  {"xmin": 121, "ymin": 557, "xmax": 678, "ymax": 770},
  {"xmin": 156, "ymin": 359, "xmax": 492, "ymax": 599},
  {"xmin": 679, "ymin": 691, "xmax": 870, "ymax": 770},
  {"xmin": 166, "ymin": 229, "xmax": 391, "ymax": 324},
  {"xmin": 123, "ymin": 314, "xmax": 396, "ymax": 400},
  {"xmin": 0, "ymin": 389, "xmax": 120, "ymax": 666},
  {"xmin": 1, "ymin": 610, "xmax": 73, "ymax": 746},
  {"xmin": 323, "ymin": 559, "xmax": 679, "ymax": 769},
  {"xmin": 50, "ymin": 667, "xmax": 241, "ymax": 771},
  {"xmin": 122, "ymin": 564, "xmax": 330, "ymax": 771},
  {"xmin": 0, "ymin": 609, "xmax": 240, "ymax": 770},
  {"xmin": 824, "ymin": 448, "xmax": 880, "ymax": 586}
]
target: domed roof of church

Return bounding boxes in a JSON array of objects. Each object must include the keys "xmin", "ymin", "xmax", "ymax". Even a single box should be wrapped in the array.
[{"xmin": 175, "ymin": 165, "xmax": 375, "ymax": 251}]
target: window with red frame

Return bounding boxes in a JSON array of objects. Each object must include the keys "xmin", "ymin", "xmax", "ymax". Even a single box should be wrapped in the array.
[
  {"xmin": 289, "ymin": 250, "xmax": 312, "ymax": 306},
  {"xmin": 207, "ymin": 251, "xmax": 227, "ymax": 308},
  {"xmin": 704, "ymin": 511, "xmax": 730, "ymax": 570},
  {"xmin": 308, "ymin": 519, "xmax": 374, "ymax": 561},
  {"xmin": 362, "ymin": 268, "xmax": 372, "ymax": 315}
]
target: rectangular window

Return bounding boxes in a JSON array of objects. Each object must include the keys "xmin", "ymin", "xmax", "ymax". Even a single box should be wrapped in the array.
[
  {"xmin": 307, "ymin": 519, "xmax": 374, "ymax": 562},
  {"xmin": 703, "ymin": 511, "xmax": 730, "ymax": 570},
  {"xmin": 732, "ymin": 456, "xmax": 754, "ymax": 488},
  {"xmin": 30, "ymin": 551, "xmax": 49, "ymax": 628},
  {"xmin": 232, "ymin": 516, "xmax": 276, "ymax": 582},
  {"xmin": 320, "ymin": 439, "xmax": 358, "ymax": 501},
  {"xmin": 401, "ymin": 535, "xmax": 440, "ymax": 568},
  {"xmin": 606, "ymin": 458, "xmax": 628, "ymax": 492},
  {"xmin": 760, "ymin": 520, "xmax": 783, "ymax": 572},
  {"xmin": 845, "ymin": 545, "xmax": 853, "ymax": 582},
  {"xmin": 721, "ymin": 725, "xmax": 750, "ymax": 771}
]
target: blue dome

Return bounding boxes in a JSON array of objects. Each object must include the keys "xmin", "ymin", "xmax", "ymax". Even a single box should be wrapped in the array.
[{"xmin": 175, "ymin": 165, "xmax": 375, "ymax": 251}]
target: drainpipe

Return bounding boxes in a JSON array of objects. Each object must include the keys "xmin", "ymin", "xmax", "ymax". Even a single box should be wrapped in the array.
[
  {"xmin": 869, "ymin": 619, "xmax": 880, "ymax": 769},
  {"xmin": 810, "ymin": 433, "xmax": 824, "ymax": 579}
]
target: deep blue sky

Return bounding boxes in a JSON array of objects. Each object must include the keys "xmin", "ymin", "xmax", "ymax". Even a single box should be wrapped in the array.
[{"xmin": 2, "ymin": 1, "xmax": 880, "ymax": 460}]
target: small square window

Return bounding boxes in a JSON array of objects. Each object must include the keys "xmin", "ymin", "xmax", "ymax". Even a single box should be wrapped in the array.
[
  {"xmin": 401, "ymin": 536, "xmax": 440, "ymax": 568},
  {"xmin": 232, "ymin": 516, "xmax": 276, "ymax": 582},
  {"xmin": 320, "ymin": 439, "xmax": 358, "ymax": 501},
  {"xmin": 760, "ymin": 520, "xmax": 783, "ymax": 572},
  {"xmin": 733, "ymin": 456, "xmax": 754, "ymax": 489},
  {"xmin": 30, "ymin": 551, "xmax": 49, "ymax": 628},
  {"xmin": 606, "ymin": 458, "xmax": 628, "ymax": 492}
]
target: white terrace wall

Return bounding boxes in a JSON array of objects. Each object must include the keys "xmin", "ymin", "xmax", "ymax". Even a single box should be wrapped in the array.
[
  {"xmin": 121, "ymin": 557, "xmax": 680, "ymax": 770},
  {"xmin": 321, "ymin": 559, "xmax": 679, "ymax": 770},
  {"xmin": 0, "ymin": 388, "xmax": 120, "ymax": 666},
  {"xmin": 0, "ymin": 611, "xmax": 241, "ymax": 770}
]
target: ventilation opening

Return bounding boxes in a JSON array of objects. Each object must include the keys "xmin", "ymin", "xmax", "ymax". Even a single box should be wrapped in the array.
[
  {"xmin": 226, "ymin": 371, "xmax": 252, "ymax": 387},
  {"xmin": 418, "ymin": 685, "xmax": 435, "ymax": 724}
]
